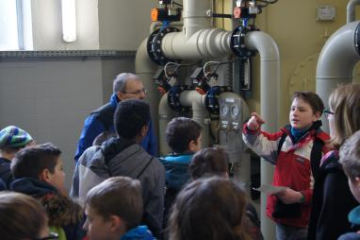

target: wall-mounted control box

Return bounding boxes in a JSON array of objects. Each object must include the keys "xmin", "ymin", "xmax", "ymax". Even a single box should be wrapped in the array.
[{"xmin": 317, "ymin": 5, "xmax": 336, "ymax": 21}]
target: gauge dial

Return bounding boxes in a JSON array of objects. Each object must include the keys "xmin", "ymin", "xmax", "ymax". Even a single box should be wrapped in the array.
[{"xmin": 220, "ymin": 105, "xmax": 229, "ymax": 116}]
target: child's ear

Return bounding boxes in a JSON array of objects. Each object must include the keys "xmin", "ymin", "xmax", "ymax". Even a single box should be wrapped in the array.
[
  {"xmin": 108, "ymin": 215, "xmax": 126, "ymax": 234},
  {"xmin": 141, "ymin": 125, "xmax": 149, "ymax": 138},
  {"xmin": 39, "ymin": 169, "xmax": 51, "ymax": 182},
  {"xmin": 354, "ymin": 177, "xmax": 360, "ymax": 188},
  {"xmin": 314, "ymin": 111, "xmax": 322, "ymax": 119},
  {"xmin": 189, "ymin": 140, "xmax": 196, "ymax": 152}
]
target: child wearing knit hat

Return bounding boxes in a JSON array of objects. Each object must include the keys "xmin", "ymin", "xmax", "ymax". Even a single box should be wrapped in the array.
[{"xmin": 0, "ymin": 126, "xmax": 34, "ymax": 188}]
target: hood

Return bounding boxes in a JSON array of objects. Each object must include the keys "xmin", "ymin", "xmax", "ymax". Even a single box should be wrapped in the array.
[
  {"xmin": 121, "ymin": 225, "xmax": 154, "ymax": 240},
  {"xmin": 11, "ymin": 177, "xmax": 57, "ymax": 198}
]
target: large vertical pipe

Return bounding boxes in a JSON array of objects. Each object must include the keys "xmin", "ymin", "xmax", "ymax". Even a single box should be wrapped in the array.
[
  {"xmin": 183, "ymin": 0, "xmax": 211, "ymax": 38},
  {"xmin": 316, "ymin": 21, "xmax": 360, "ymax": 131},
  {"xmin": 135, "ymin": 39, "xmax": 160, "ymax": 149},
  {"xmin": 347, "ymin": 0, "xmax": 360, "ymax": 23},
  {"xmin": 158, "ymin": 93, "xmax": 178, "ymax": 155},
  {"xmin": 179, "ymin": 90, "xmax": 210, "ymax": 148},
  {"xmin": 245, "ymin": 31, "xmax": 280, "ymax": 239}
]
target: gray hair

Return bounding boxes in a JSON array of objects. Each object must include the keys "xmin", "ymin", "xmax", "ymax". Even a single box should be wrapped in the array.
[{"xmin": 113, "ymin": 73, "xmax": 141, "ymax": 93}]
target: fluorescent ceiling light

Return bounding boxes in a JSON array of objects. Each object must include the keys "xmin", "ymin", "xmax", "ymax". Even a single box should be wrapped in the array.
[{"xmin": 61, "ymin": 0, "xmax": 77, "ymax": 42}]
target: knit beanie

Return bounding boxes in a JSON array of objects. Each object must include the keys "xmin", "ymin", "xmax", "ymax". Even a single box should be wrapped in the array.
[{"xmin": 0, "ymin": 126, "xmax": 33, "ymax": 148}]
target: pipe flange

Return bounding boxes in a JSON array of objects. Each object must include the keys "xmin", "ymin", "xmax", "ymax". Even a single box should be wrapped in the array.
[
  {"xmin": 355, "ymin": 22, "xmax": 360, "ymax": 55},
  {"xmin": 167, "ymin": 86, "xmax": 190, "ymax": 112},
  {"xmin": 205, "ymin": 86, "xmax": 231, "ymax": 114},
  {"xmin": 230, "ymin": 26, "xmax": 258, "ymax": 59},
  {"xmin": 147, "ymin": 27, "xmax": 180, "ymax": 66}
]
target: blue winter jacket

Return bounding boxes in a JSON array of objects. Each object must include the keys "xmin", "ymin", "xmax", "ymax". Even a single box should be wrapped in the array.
[
  {"xmin": 74, "ymin": 94, "xmax": 157, "ymax": 161},
  {"xmin": 160, "ymin": 154, "xmax": 193, "ymax": 191},
  {"xmin": 121, "ymin": 225, "xmax": 154, "ymax": 240}
]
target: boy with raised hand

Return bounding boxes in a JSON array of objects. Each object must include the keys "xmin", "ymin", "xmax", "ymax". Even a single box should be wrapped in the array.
[
  {"xmin": 84, "ymin": 176, "xmax": 154, "ymax": 240},
  {"xmin": 10, "ymin": 143, "xmax": 85, "ymax": 240},
  {"xmin": 242, "ymin": 91, "xmax": 330, "ymax": 240}
]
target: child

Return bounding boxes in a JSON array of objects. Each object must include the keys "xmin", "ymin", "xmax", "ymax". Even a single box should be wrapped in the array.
[
  {"xmin": 242, "ymin": 91, "xmax": 330, "ymax": 240},
  {"xmin": 10, "ymin": 143, "xmax": 85, "ymax": 240},
  {"xmin": 0, "ymin": 125, "xmax": 34, "ymax": 187},
  {"xmin": 188, "ymin": 146, "xmax": 263, "ymax": 240},
  {"xmin": 0, "ymin": 191, "xmax": 53, "ymax": 240},
  {"xmin": 308, "ymin": 83, "xmax": 360, "ymax": 240},
  {"xmin": 338, "ymin": 130, "xmax": 360, "ymax": 240},
  {"xmin": 84, "ymin": 176, "xmax": 154, "ymax": 240},
  {"xmin": 160, "ymin": 117, "xmax": 202, "ymax": 224},
  {"xmin": 162, "ymin": 117, "xmax": 202, "ymax": 192},
  {"xmin": 168, "ymin": 176, "xmax": 251, "ymax": 240}
]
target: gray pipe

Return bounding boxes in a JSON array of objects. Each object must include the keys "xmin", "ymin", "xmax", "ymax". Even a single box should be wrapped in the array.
[
  {"xmin": 158, "ymin": 93, "xmax": 178, "ymax": 155},
  {"xmin": 179, "ymin": 90, "xmax": 210, "ymax": 148},
  {"xmin": 135, "ymin": 39, "xmax": 160, "ymax": 151},
  {"xmin": 347, "ymin": 0, "xmax": 360, "ymax": 23},
  {"xmin": 316, "ymin": 21, "xmax": 360, "ymax": 131},
  {"xmin": 245, "ymin": 31, "xmax": 280, "ymax": 239}
]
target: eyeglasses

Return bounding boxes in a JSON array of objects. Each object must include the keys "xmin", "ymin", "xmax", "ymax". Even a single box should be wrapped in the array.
[
  {"xmin": 33, "ymin": 232, "xmax": 59, "ymax": 240},
  {"xmin": 323, "ymin": 108, "xmax": 334, "ymax": 119},
  {"xmin": 122, "ymin": 88, "xmax": 147, "ymax": 95}
]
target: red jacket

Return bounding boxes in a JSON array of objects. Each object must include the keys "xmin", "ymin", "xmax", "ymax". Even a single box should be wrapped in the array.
[{"xmin": 243, "ymin": 123, "xmax": 330, "ymax": 227}]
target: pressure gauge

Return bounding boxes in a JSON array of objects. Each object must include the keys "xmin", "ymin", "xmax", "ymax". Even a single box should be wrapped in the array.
[
  {"xmin": 231, "ymin": 106, "xmax": 240, "ymax": 117},
  {"xmin": 220, "ymin": 105, "xmax": 229, "ymax": 116}
]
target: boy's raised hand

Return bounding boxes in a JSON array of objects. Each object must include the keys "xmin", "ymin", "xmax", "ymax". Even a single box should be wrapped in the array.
[{"xmin": 247, "ymin": 112, "xmax": 265, "ymax": 131}]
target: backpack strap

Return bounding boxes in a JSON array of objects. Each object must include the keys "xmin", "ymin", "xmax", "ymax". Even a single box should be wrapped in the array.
[
  {"xmin": 136, "ymin": 157, "xmax": 154, "ymax": 179},
  {"xmin": 310, "ymin": 137, "xmax": 325, "ymax": 179},
  {"xmin": 277, "ymin": 133, "xmax": 287, "ymax": 156},
  {"xmin": 276, "ymin": 132, "xmax": 325, "ymax": 179}
]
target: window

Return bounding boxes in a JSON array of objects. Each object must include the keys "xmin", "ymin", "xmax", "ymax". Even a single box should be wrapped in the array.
[{"xmin": 0, "ymin": 0, "xmax": 33, "ymax": 50}]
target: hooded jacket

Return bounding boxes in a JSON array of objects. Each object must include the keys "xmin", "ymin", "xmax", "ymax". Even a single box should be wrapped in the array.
[
  {"xmin": 242, "ymin": 121, "xmax": 329, "ymax": 228},
  {"xmin": 71, "ymin": 137, "xmax": 165, "ymax": 238},
  {"xmin": 11, "ymin": 178, "xmax": 86, "ymax": 240}
]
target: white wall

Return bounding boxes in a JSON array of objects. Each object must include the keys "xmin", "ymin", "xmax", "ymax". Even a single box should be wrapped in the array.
[{"xmin": 31, "ymin": 0, "xmax": 100, "ymax": 50}]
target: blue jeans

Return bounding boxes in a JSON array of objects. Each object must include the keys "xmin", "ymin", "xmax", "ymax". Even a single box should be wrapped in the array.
[{"xmin": 276, "ymin": 223, "xmax": 308, "ymax": 240}]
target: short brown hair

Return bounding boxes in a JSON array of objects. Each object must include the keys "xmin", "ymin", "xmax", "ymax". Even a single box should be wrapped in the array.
[
  {"xmin": 188, "ymin": 146, "xmax": 229, "ymax": 179},
  {"xmin": 0, "ymin": 192, "xmax": 47, "ymax": 240},
  {"xmin": 329, "ymin": 83, "xmax": 360, "ymax": 149},
  {"xmin": 86, "ymin": 176, "xmax": 143, "ymax": 230},
  {"xmin": 169, "ymin": 177, "xmax": 250, "ymax": 240},
  {"xmin": 340, "ymin": 130, "xmax": 360, "ymax": 181},
  {"xmin": 11, "ymin": 143, "xmax": 61, "ymax": 179},
  {"xmin": 165, "ymin": 117, "xmax": 202, "ymax": 153},
  {"xmin": 293, "ymin": 91, "xmax": 325, "ymax": 115}
]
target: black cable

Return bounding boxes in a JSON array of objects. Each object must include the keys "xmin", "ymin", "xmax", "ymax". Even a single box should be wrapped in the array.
[{"xmin": 172, "ymin": 1, "xmax": 183, "ymax": 7}]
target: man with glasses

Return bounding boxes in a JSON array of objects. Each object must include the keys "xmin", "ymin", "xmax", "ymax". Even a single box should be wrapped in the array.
[{"xmin": 74, "ymin": 73, "xmax": 157, "ymax": 161}]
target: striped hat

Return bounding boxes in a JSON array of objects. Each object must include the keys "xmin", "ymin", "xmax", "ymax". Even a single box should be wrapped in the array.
[{"xmin": 0, "ymin": 126, "xmax": 33, "ymax": 148}]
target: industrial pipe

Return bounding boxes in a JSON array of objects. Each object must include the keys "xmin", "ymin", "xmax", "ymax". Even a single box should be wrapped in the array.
[
  {"xmin": 316, "ymin": 21, "xmax": 360, "ymax": 131},
  {"xmin": 158, "ymin": 93, "xmax": 178, "ymax": 155},
  {"xmin": 245, "ymin": 30, "xmax": 280, "ymax": 239},
  {"xmin": 347, "ymin": 0, "xmax": 360, "ymax": 23},
  {"xmin": 179, "ymin": 90, "xmax": 210, "ymax": 148},
  {"xmin": 135, "ymin": 39, "xmax": 160, "ymax": 145}
]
